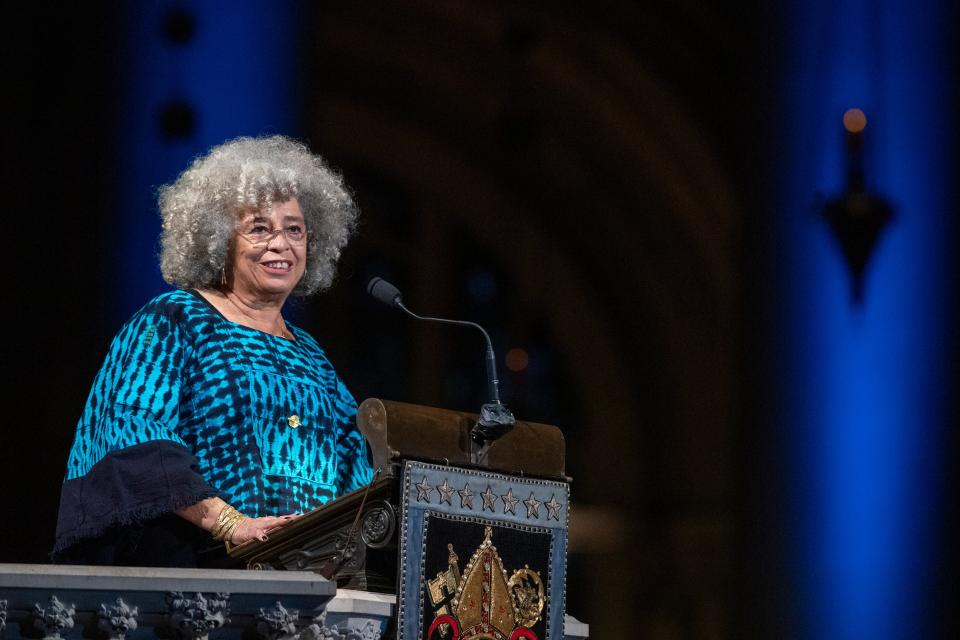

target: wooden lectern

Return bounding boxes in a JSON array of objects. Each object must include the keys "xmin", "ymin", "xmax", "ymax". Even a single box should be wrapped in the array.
[{"xmin": 229, "ymin": 398, "xmax": 570, "ymax": 640}]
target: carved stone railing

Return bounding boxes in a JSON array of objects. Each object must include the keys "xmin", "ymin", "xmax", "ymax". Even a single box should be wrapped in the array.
[{"xmin": 0, "ymin": 565, "xmax": 588, "ymax": 640}]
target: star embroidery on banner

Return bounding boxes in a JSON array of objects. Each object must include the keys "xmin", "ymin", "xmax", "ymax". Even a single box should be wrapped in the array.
[
  {"xmin": 481, "ymin": 485, "xmax": 498, "ymax": 512},
  {"xmin": 545, "ymin": 494, "xmax": 563, "ymax": 521},
  {"xmin": 501, "ymin": 488, "xmax": 520, "ymax": 515},
  {"xmin": 459, "ymin": 483, "xmax": 475, "ymax": 510},
  {"xmin": 523, "ymin": 492, "xmax": 542, "ymax": 519},
  {"xmin": 438, "ymin": 478, "xmax": 455, "ymax": 505},
  {"xmin": 415, "ymin": 477, "xmax": 434, "ymax": 503}
]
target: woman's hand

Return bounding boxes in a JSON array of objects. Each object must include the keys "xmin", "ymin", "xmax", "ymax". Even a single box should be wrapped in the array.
[
  {"xmin": 175, "ymin": 497, "xmax": 300, "ymax": 544},
  {"xmin": 229, "ymin": 513, "xmax": 299, "ymax": 544}
]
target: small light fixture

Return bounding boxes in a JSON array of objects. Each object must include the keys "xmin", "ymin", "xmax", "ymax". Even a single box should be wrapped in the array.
[{"xmin": 821, "ymin": 108, "xmax": 893, "ymax": 303}]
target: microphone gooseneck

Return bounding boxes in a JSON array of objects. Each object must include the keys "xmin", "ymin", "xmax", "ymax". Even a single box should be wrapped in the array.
[
  {"xmin": 394, "ymin": 301, "xmax": 501, "ymax": 405},
  {"xmin": 366, "ymin": 276, "xmax": 515, "ymax": 445}
]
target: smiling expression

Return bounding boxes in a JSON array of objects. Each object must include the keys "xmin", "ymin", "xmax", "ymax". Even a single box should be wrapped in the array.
[{"xmin": 229, "ymin": 198, "xmax": 308, "ymax": 302}]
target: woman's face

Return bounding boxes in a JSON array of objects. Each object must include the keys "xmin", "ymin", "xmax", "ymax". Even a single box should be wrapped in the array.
[{"xmin": 229, "ymin": 198, "xmax": 308, "ymax": 302}]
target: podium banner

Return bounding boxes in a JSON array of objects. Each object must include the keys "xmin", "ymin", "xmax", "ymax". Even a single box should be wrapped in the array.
[{"xmin": 397, "ymin": 460, "xmax": 569, "ymax": 640}]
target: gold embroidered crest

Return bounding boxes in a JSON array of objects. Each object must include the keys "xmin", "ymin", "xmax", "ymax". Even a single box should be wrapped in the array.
[{"xmin": 426, "ymin": 526, "xmax": 543, "ymax": 640}]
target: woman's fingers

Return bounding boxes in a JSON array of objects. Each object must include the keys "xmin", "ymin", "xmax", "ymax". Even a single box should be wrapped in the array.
[
  {"xmin": 263, "ymin": 513, "xmax": 302, "ymax": 530},
  {"xmin": 228, "ymin": 513, "xmax": 305, "ymax": 544}
]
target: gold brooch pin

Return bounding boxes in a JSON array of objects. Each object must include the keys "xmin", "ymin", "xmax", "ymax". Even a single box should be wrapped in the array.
[{"xmin": 287, "ymin": 415, "xmax": 301, "ymax": 428}]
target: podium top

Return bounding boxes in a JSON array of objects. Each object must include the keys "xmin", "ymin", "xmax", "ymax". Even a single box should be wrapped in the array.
[{"xmin": 356, "ymin": 398, "xmax": 566, "ymax": 480}]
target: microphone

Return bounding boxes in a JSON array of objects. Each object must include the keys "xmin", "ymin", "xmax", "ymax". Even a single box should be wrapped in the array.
[
  {"xmin": 366, "ymin": 276, "xmax": 516, "ymax": 444},
  {"xmin": 366, "ymin": 276, "xmax": 402, "ymax": 309}
]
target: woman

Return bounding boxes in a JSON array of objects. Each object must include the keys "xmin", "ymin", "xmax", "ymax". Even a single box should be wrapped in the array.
[{"xmin": 53, "ymin": 135, "xmax": 373, "ymax": 567}]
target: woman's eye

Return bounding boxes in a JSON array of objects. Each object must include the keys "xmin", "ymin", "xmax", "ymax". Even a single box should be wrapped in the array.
[
  {"xmin": 286, "ymin": 225, "xmax": 304, "ymax": 235},
  {"xmin": 250, "ymin": 225, "xmax": 270, "ymax": 234}
]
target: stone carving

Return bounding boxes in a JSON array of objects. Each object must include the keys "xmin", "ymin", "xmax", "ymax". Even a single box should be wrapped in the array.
[
  {"xmin": 1, "ymin": 599, "xmax": 7, "ymax": 634},
  {"xmin": 32, "ymin": 596, "xmax": 76, "ymax": 640},
  {"xmin": 255, "ymin": 602, "xmax": 299, "ymax": 640},
  {"xmin": 97, "ymin": 598, "xmax": 139, "ymax": 640},
  {"xmin": 251, "ymin": 605, "xmax": 383, "ymax": 640},
  {"xmin": 299, "ymin": 611, "xmax": 381, "ymax": 640},
  {"xmin": 165, "ymin": 592, "xmax": 231, "ymax": 640}
]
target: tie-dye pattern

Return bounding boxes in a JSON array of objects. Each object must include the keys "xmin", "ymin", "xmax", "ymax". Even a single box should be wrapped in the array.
[{"xmin": 62, "ymin": 289, "xmax": 373, "ymax": 518}]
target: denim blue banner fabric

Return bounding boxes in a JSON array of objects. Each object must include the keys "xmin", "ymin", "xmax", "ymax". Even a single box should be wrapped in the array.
[{"xmin": 398, "ymin": 460, "xmax": 569, "ymax": 640}]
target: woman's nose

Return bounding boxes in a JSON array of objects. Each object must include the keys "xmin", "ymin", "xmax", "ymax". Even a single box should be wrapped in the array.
[{"xmin": 265, "ymin": 229, "xmax": 292, "ymax": 250}]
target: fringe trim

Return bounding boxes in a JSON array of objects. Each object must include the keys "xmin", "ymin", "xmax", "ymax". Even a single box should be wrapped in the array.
[{"xmin": 50, "ymin": 488, "xmax": 220, "ymax": 557}]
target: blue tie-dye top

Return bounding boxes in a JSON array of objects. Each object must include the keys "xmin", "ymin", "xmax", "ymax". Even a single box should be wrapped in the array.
[{"xmin": 55, "ymin": 289, "xmax": 372, "ymax": 552}]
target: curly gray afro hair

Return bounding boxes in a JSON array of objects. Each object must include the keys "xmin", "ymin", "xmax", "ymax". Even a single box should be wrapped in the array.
[{"xmin": 158, "ymin": 135, "xmax": 358, "ymax": 296}]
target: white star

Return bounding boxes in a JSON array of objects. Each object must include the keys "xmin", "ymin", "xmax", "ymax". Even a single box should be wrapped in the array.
[
  {"xmin": 416, "ymin": 477, "xmax": 433, "ymax": 503},
  {"xmin": 545, "ymin": 494, "xmax": 562, "ymax": 521},
  {"xmin": 459, "ymin": 483, "xmax": 475, "ymax": 510},
  {"xmin": 481, "ymin": 485, "xmax": 498, "ymax": 512},
  {"xmin": 501, "ymin": 488, "xmax": 519, "ymax": 515},
  {"xmin": 438, "ymin": 478, "xmax": 455, "ymax": 505},
  {"xmin": 523, "ymin": 492, "xmax": 542, "ymax": 519}
]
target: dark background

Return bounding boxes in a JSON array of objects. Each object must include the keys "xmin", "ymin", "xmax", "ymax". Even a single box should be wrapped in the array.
[{"xmin": 2, "ymin": 2, "xmax": 957, "ymax": 638}]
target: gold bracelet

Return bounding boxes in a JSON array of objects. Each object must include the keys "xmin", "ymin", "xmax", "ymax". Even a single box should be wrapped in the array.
[
  {"xmin": 211, "ymin": 516, "xmax": 235, "ymax": 541},
  {"xmin": 219, "ymin": 515, "xmax": 245, "ymax": 543},
  {"xmin": 210, "ymin": 505, "xmax": 234, "ymax": 539},
  {"xmin": 211, "ymin": 504, "xmax": 247, "ymax": 542},
  {"xmin": 213, "ymin": 510, "xmax": 245, "ymax": 541},
  {"xmin": 214, "ymin": 504, "xmax": 241, "ymax": 531},
  {"xmin": 214, "ymin": 512, "xmax": 245, "ymax": 542}
]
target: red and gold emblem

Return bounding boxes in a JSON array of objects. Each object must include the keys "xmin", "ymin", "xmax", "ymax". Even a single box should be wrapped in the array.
[{"xmin": 427, "ymin": 527, "xmax": 544, "ymax": 640}]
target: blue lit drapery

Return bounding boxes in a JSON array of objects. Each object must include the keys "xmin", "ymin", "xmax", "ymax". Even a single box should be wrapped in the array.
[{"xmin": 775, "ymin": 1, "xmax": 954, "ymax": 637}]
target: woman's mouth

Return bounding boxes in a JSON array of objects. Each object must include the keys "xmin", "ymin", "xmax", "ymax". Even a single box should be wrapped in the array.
[{"xmin": 262, "ymin": 260, "xmax": 293, "ymax": 273}]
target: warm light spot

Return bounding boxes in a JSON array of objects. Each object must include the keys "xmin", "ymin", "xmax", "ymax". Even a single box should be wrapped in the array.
[
  {"xmin": 505, "ymin": 347, "xmax": 529, "ymax": 372},
  {"xmin": 843, "ymin": 108, "xmax": 867, "ymax": 133}
]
